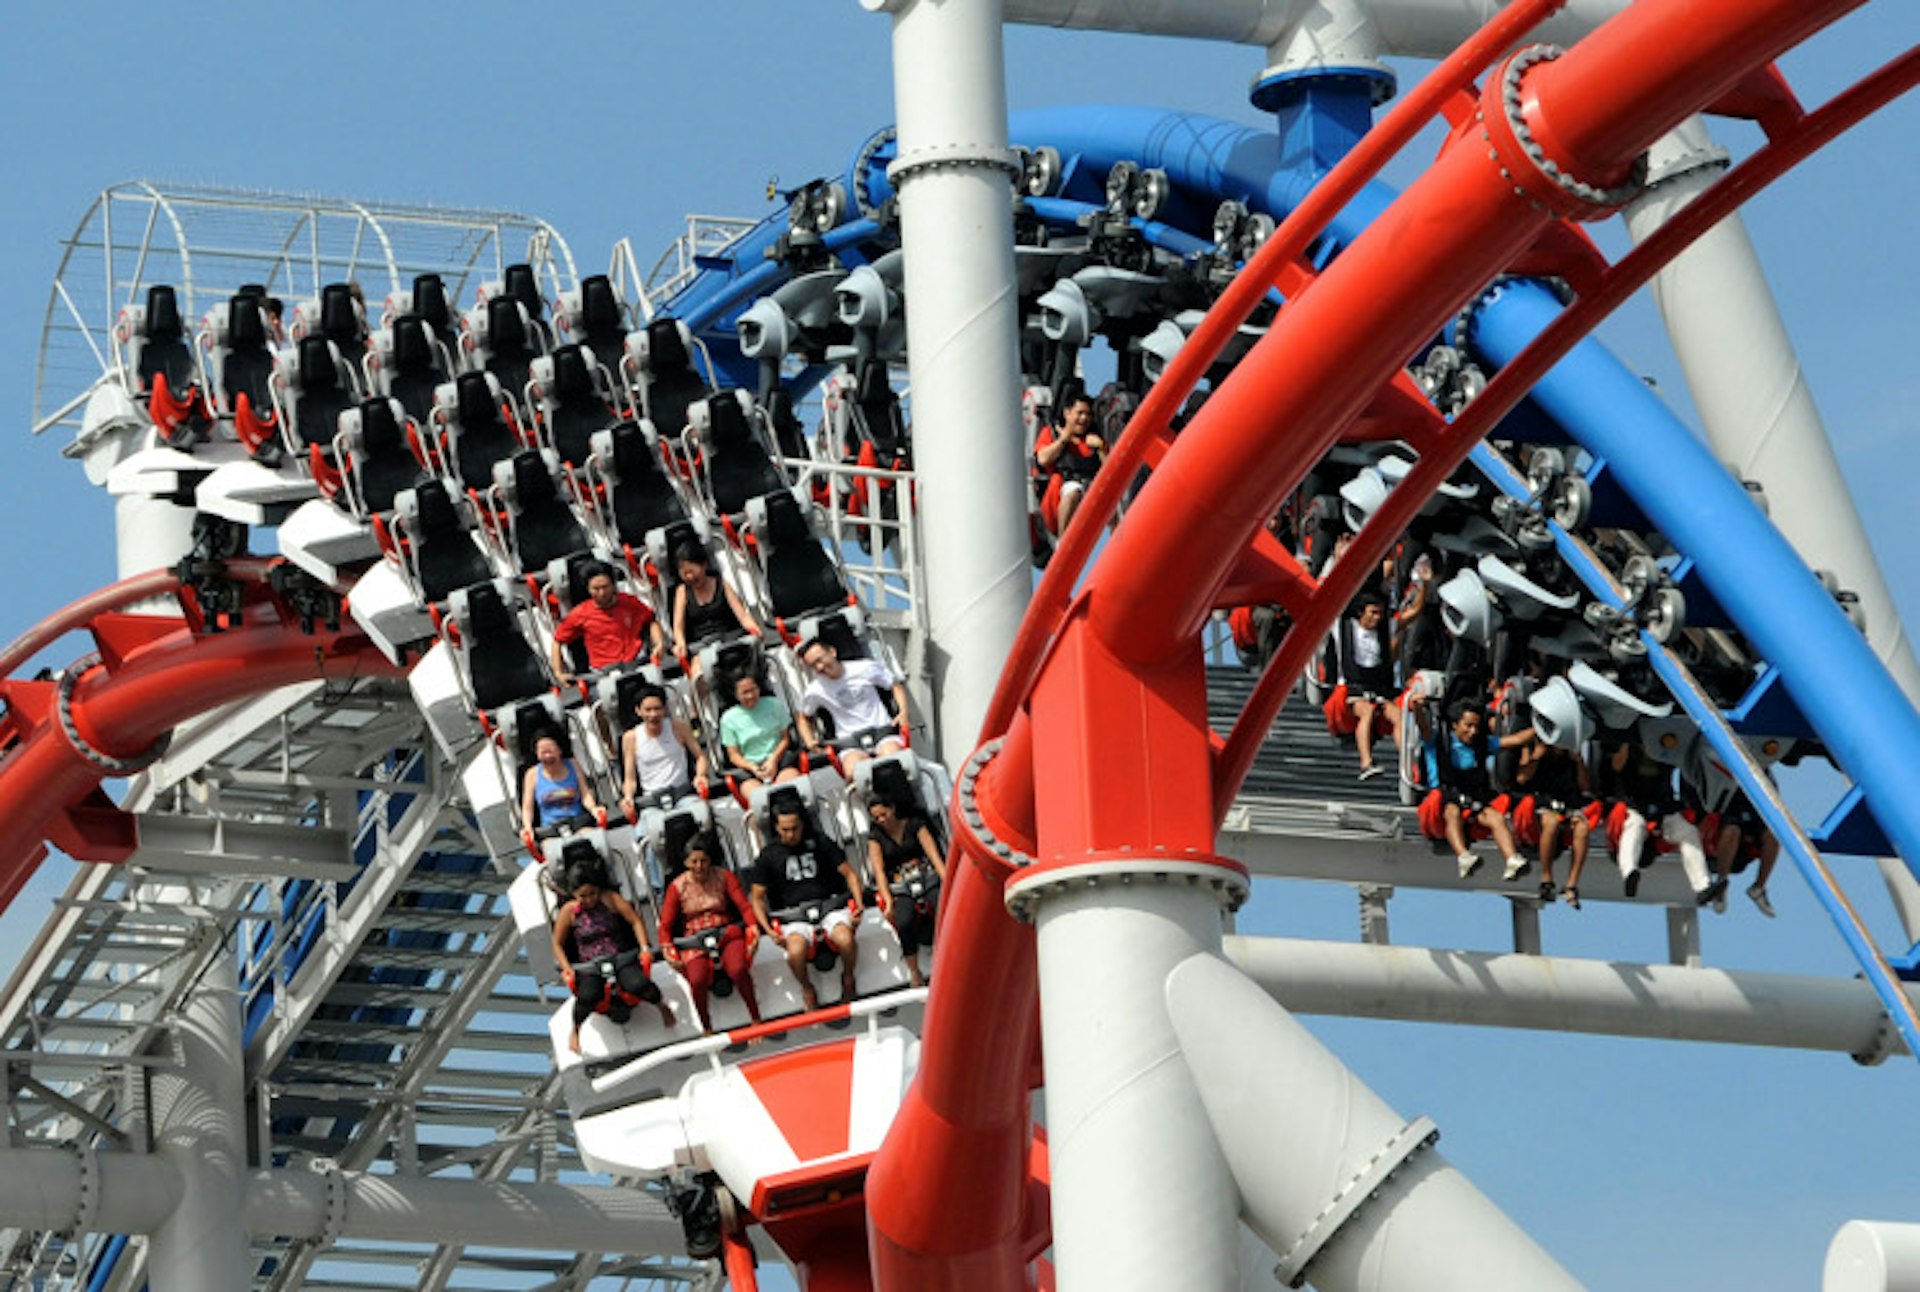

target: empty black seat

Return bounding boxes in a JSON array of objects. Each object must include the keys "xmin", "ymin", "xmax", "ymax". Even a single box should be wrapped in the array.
[
  {"xmin": 221, "ymin": 295, "xmax": 278, "ymax": 429},
  {"xmin": 319, "ymin": 283, "xmax": 368, "ymax": 354},
  {"xmin": 854, "ymin": 363, "xmax": 909, "ymax": 462},
  {"xmin": 598, "ymin": 421, "xmax": 689, "ymax": 546},
  {"xmin": 411, "ymin": 273, "xmax": 460, "ymax": 355},
  {"xmin": 454, "ymin": 581, "xmax": 547, "ymax": 712},
  {"xmin": 401, "ymin": 479, "xmax": 492, "ymax": 605},
  {"xmin": 637, "ymin": 318, "xmax": 709, "ymax": 438},
  {"xmin": 543, "ymin": 345, "xmax": 616, "ymax": 465},
  {"xmin": 576, "ymin": 275, "xmax": 627, "ymax": 372},
  {"xmin": 134, "ymin": 285, "xmax": 199, "ymax": 398},
  {"xmin": 446, "ymin": 372, "xmax": 521, "ymax": 493},
  {"xmin": 386, "ymin": 316, "xmax": 446, "ymax": 424},
  {"xmin": 503, "ymin": 263, "xmax": 555, "ymax": 347},
  {"xmin": 346, "ymin": 398, "xmax": 426, "ymax": 516},
  {"xmin": 702, "ymin": 394, "xmax": 784, "ymax": 516},
  {"xmin": 484, "ymin": 296, "xmax": 540, "ymax": 398},
  {"xmin": 755, "ymin": 490, "xmax": 846, "ymax": 620},
  {"xmin": 291, "ymin": 337, "xmax": 356, "ymax": 451},
  {"xmin": 498, "ymin": 449, "xmax": 588, "ymax": 573}
]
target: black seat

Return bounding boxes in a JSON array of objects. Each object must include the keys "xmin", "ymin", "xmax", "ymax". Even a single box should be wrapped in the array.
[
  {"xmin": 318, "ymin": 283, "xmax": 368, "ymax": 355},
  {"xmin": 500, "ymin": 449, "xmax": 588, "ymax": 573},
  {"xmin": 349, "ymin": 398, "xmax": 426, "ymax": 516},
  {"xmin": 854, "ymin": 363, "xmax": 909, "ymax": 462},
  {"xmin": 404, "ymin": 479, "xmax": 492, "ymax": 605},
  {"xmin": 485, "ymin": 296, "xmax": 540, "ymax": 398},
  {"xmin": 456, "ymin": 582, "xmax": 548, "ymax": 713},
  {"xmin": 639, "ymin": 318, "xmax": 710, "ymax": 438},
  {"xmin": 806, "ymin": 610, "xmax": 868, "ymax": 661},
  {"xmin": 503, "ymin": 263, "xmax": 555, "ymax": 348},
  {"xmin": 543, "ymin": 345, "xmax": 616, "ymax": 465},
  {"xmin": 447, "ymin": 372, "xmax": 521, "ymax": 493},
  {"xmin": 387, "ymin": 316, "xmax": 446, "ymax": 425},
  {"xmin": 135, "ymin": 285, "xmax": 198, "ymax": 397},
  {"xmin": 577, "ymin": 275, "xmax": 627, "ymax": 372},
  {"xmin": 756, "ymin": 491, "xmax": 846, "ymax": 620},
  {"xmin": 411, "ymin": 273, "xmax": 460, "ymax": 355},
  {"xmin": 599, "ymin": 421, "xmax": 689, "ymax": 546},
  {"xmin": 764, "ymin": 387, "xmax": 807, "ymax": 460},
  {"xmin": 702, "ymin": 394, "xmax": 784, "ymax": 516},
  {"xmin": 292, "ymin": 337, "xmax": 355, "ymax": 452},
  {"xmin": 222, "ymin": 295, "xmax": 277, "ymax": 415}
]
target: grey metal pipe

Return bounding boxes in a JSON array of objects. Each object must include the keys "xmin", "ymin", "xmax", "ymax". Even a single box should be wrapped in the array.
[
  {"xmin": 244, "ymin": 1169, "xmax": 682, "ymax": 1252},
  {"xmin": 1225, "ymin": 935, "xmax": 1907, "ymax": 1059},
  {"xmin": 0, "ymin": 1146, "xmax": 679, "ymax": 1255}
]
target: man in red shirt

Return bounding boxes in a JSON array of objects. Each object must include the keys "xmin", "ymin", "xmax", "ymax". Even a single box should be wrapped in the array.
[{"xmin": 549, "ymin": 562, "xmax": 666, "ymax": 684}]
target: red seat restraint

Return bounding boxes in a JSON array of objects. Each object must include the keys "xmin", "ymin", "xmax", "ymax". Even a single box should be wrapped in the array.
[{"xmin": 1322, "ymin": 683, "xmax": 1359, "ymax": 736}]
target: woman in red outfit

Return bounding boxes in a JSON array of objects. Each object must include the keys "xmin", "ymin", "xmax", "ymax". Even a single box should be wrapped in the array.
[{"xmin": 657, "ymin": 836, "xmax": 762, "ymax": 1032}]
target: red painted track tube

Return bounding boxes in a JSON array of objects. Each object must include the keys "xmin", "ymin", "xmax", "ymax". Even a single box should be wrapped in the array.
[
  {"xmin": 1084, "ymin": 0, "xmax": 1863, "ymax": 673},
  {"xmin": 0, "ymin": 615, "xmax": 398, "ymax": 913},
  {"xmin": 869, "ymin": 2, "xmax": 1869, "ymax": 1289}
]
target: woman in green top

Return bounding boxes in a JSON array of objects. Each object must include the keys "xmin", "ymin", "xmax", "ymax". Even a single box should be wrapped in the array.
[{"xmin": 719, "ymin": 673, "xmax": 803, "ymax": 793}]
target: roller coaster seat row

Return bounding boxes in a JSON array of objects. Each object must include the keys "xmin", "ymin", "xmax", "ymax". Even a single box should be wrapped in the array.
[{"xmin": 101, "ymin": 260, "xmax": 949, "ymax": 1133}]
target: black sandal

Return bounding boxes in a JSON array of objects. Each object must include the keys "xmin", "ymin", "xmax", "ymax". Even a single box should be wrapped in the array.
[
  {"xmin": 1564, "ymin": 887, "xmax": 1581, "ymax": 910},
  {"xmin": 1538, "ymin": 880, "xmax": 1556, "ymax": 903}
]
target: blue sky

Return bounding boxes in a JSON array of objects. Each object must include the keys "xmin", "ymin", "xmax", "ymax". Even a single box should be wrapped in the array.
[{"xmin": 0, "ymin": 4, "xmax": 1915, "ymax": 1289}]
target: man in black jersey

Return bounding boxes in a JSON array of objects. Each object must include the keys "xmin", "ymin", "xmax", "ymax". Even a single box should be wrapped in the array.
[{"xmin": 750, "ymin": 804, "xmax": 866, "ymax": 1009}]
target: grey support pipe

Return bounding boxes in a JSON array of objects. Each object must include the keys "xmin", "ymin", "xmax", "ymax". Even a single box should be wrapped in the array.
[{"xmin": 1226, "ymin": 936, "xmax": 1910, "ymax": 1061}]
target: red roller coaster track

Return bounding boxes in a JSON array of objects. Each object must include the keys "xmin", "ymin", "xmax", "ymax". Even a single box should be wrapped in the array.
[
  {"xmin": 0, "ymin": 562, "xmax": 399, "ymax": 911},
  {"xmin": 867, "ymin": 1, "xmax": 1900, "ymax": 1288},
  {"xmin": 0, "ymin": 0, "xmax": 1909, "ymax": 1287}
]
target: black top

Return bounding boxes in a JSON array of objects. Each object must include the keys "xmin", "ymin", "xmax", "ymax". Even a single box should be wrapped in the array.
[
  {"xmin": 682, "ymin": 580, "xmax": 736, "ymax": 647},
  {"xmin": 1337, "ymin": 618, "xmax": 1395, "ymax": 696},
  {"xmin": 752, "ymin": 837, "xmax": 848, "ymax": 908},
  {"xmin": 870, "ymin": 820, "xmax": 933, "ymax": 878}
]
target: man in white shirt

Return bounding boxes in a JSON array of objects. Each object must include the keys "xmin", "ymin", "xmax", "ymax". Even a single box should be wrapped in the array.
[{"xmin": 794, "ymin": 639, "xmax": 911, "ymax": 772}]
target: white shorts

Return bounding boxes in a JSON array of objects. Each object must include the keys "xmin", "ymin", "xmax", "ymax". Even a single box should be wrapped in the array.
[{"xmin": 781, "ymin": 907, "xmax": 855, "ymax": 943}]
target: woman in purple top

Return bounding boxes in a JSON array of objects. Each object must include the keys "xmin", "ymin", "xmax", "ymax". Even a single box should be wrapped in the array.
[{"xmin": 551, "ymin": 865, "xmax": 673, "ymax": 1053}]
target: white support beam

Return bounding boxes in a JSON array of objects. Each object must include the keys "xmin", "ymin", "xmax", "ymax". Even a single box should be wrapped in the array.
[
  {"xmin": 0, "ymin": 1147, "xmax": 680, "ymax": 1257},
  {"xmin": 131, "ymin": 812, "xmax": 354, "ymax": 882},
  {"xmin": 864, "ymin": 0, "xmax": 1033, "ymax": 765},
  {"xmin": 1225, "ymin": 935, "xmax": 1912, "ymax": 1060}
]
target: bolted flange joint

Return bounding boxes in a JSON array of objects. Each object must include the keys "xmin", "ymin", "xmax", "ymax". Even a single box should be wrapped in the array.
[
  {"xmin": 1004, "ymin": 854, "xmax": 1251, "ymax": 925},
  {"xmin": 1477, "ymin": 44, "xmax": 1650, "ymax": 222}
]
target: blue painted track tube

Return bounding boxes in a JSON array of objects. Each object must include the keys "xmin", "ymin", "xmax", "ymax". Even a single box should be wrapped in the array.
[{"xmin": 1469, "ymin": 280, "xmax": 1920, "ymax": 880}]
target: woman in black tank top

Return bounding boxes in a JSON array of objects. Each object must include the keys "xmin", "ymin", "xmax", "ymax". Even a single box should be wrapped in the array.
[
  {"xmin": 866, "ymin": 793, "xmax": 945, "ymax": 987},
  {"xmin": 670, "ymin": 544, "xmax": 759, "ymax": 681}
]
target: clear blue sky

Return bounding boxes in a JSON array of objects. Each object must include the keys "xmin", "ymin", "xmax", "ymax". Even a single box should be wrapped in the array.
[{"xmin": 0, "ymin": 4, "xmax": 1916, "ymax": 1289}]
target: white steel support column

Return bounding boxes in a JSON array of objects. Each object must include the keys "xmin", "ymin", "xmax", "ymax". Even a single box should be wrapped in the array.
[
  {"xmin": 1009, "ymin": 866, "xmax": 1246, "ymax": 1291},
  {"xmin": 147, "ymin": 949, "xmax": 250, "ymax": 1291},
  {"xmin": 864, "ymin": 0, "xmax": 1032, "ymax": 764},
  {"xmin": 1622, "ymin": 117, "xmax": 1920, "ymax": 702},
  {"xmin": 1169, "ymin": 955, "xmax": 1581, "ymax": 1292}
]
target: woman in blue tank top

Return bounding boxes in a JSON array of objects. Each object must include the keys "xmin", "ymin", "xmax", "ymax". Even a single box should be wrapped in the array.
[{"xmin": 520, "ymin": 730, "xmax": 600, "ymax": 830}]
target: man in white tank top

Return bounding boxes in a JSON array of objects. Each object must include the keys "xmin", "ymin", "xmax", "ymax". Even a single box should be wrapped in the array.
[{"xmin": 620, "ymin": 685, "xmax": 710, "ymax": 815}]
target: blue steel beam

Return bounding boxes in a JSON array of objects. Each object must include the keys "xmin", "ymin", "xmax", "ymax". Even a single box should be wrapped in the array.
[
  {"xmin": 1465, "ymin": 280, "xmax": 1920, "ymax": 885},
  {"xmin": 1470, "ymin": 442, "xmax": 1920, "ymax": 1064}
]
